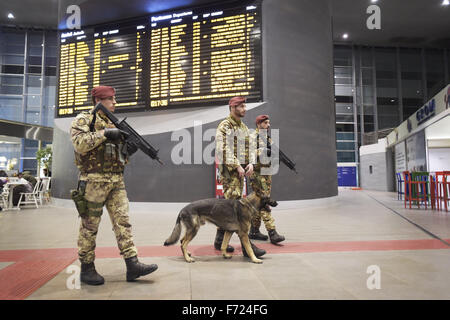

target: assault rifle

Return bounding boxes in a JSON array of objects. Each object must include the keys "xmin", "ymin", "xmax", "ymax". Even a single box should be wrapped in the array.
[
  {"xmin": 92, "ymin": 102, "xmax": 163, "ymax": 165},
  {"xmin": 260, "ymin": 134, "xmax": 297, "ymax": 174},
  {"xmin": 276, "ymin": 147, "xmax": 298, "ymax": 174}
]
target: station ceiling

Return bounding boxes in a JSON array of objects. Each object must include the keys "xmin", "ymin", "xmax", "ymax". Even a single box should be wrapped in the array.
[{"xmin": 0, "ymin": 0, "xmax": 449, "ymax": 47}]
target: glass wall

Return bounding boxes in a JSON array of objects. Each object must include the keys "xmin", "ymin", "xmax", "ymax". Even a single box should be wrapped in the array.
[
  {"xmin": 374, "ymin": 47, "xmax": 399, "ymax": 130},
  {"xmin": 425, "ymin": 48, "xmax": 446, "ymax": 100},
  {"xmin": 333, "ymin": 44, "xmax": 450, "ymax": 185},
  {"xmin": 0, "ymin": 140, "xmax": 21, "ymax": 172},
  {"xmin": 0, "ymin": 27, "xmax": 57, "ymax": 125},
  {"xmin": 0, "ymin": 27, "xmax": 57, "ymax": 176},
  {"xmin": 0, "ymin": 30, "xmax": 25, "ymax": 122},
  {"xmin": 334, "ymin": 45, "xmax": 357, "ymax": 164},
  {"xmin": 43, "ymin": 32, "xmax": 57, "ymax": 127},
  {"xmin": 358, "ymin": 47, "xmax": 376, "ymax": 136},
  {"xmin": 399, "ymin": 48, "xmax": 424, "ymax": 120}
]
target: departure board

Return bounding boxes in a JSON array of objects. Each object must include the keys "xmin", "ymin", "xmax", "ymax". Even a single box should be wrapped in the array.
[
  {"xmin": 57, "ymin": 21, "xmax": 148, "ymax": 116},
  {"xmin": 56, "ymin": 1, "xmax": 262, "ymax": 117},
  {"xmin": 149, "ymin": 4, "xmax": 262, "ymax": 108}
]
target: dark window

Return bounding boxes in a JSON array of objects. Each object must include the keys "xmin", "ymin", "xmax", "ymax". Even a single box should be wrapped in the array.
[
  {"xmin": 334, "ymin": 45, "xmax": 352, "ymax": 66},
  {"xmin": 45, "ymin": 57, "xmax": 57, "ymax": 66},
  {"xmin": 335, "ymin": 96, "xmax": 353, "ymax": 103},
  {"xmin": 337, "ymin": 142, "xmax": 355, "ymax": 151},
  {"xmin": 402, "ymin": 97, "xmax": 423, "ymax": 119},
  {"xmin": 28, "ymin": 56, "xmax": 42, "ymax": 65},
  {"xmin": 336, "ymin": 132, "xmax": 355, "ymax": 141},
  {"xmin": 425, "ymin": 48, "xmax": 445, "ymax": 100},
  {"xmin": 45, "ymin": 66, "xmax": 57, "ymax": 76},
  {"xmin": 336, "ymin": 123, "xmax": 354, "ymax": 132},
  {"xmin": 2, "ymin": 65, "xmax": 24, "ymax": 74},
  {"xmin": 337, "ymin": 151, "xmax": 356, "ymax": 162},
  {"xmin": 400, "ymin": 48, "xmax": 424, "ymax": 120},
  {"xmin": 336, "ymin": 114, "xmax": 354, "ymax": 123},
  {"xmin": 27, "ymin": 66, "xmax": 42, "ymax": 74}
]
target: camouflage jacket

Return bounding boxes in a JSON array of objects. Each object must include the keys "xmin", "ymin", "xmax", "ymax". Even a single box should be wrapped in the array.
[
  {"xmin": 71, "ymin": 110, "xmax": 127, "ymax": 181},
  {"xmin": 215, "ymin": 114, "xmax": 256, "ymax": 172},
  {"xmin": 252, "ymin": 128, "xmax": 272, "ymax": 171}
]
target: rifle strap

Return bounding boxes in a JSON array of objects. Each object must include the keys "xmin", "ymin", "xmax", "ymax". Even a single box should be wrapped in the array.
[{"xmin": 89, "ymin": 111, "xmax": 97, "ymax": 132}]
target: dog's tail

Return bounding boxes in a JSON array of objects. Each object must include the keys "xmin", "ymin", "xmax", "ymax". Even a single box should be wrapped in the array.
[{"xmin": 164, "ymin": 215, "xmax": 182, "ymax": 246}]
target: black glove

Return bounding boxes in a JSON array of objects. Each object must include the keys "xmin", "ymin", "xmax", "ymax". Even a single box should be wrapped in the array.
[
  {"xmin": 104, "ymin": 128, "xmax": 129, "ymax": 140},
  {"xmin": 126, "ymin": 143, "xmax": 138, "ymax": 156}
]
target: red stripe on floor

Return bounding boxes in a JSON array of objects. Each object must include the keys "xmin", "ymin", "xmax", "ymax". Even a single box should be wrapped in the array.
[
  {"xmin": 0, "ymin": 238, "xmax": 449, "ymax": 300},
  {"xmin": 255, "ymin": 238, "xmax": 450, "ymax": 254},
  {"xmin": 0, "ymin": 248, "xmax": 77, "ymax": 262},
  {"xmin": 0, "ymin": 259, "xmax": 77, "ymax": 300},
  {"xmin": 93, "ymin": 238, "xmax": 450, "ymax": 258}
]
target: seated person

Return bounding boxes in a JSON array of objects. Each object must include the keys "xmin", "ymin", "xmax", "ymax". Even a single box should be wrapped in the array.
[
  {"xmin": 12, "ymin": 172, "xmax": 33, "ymax": 206},
  {"xmin": 43, "ymin": 168, "xmax": 51, "ymax": 177},
  {"xmin": 0, "ymin": 170, "xmax": 7, "ymax": 193},
  {"xmin": 0, "ymin": 171, "xmax": 6, "ymax": 211},
  {"xmin": 21, "ymin": 171, "xmax": 37, "ymax": 188}
]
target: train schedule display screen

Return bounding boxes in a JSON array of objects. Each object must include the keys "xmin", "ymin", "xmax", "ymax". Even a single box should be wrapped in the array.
[
  {"xmin": 56, "ymin": 2, "xmax": 262, "ymax": 117},
  {"xmin": 57, "ymin": 20, "xmax": 148, "ymax": 116}
]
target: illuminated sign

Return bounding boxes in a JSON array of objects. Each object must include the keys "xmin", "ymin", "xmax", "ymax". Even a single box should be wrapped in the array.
[
  {"xmin": 57, "ymin": 20, "xmax": 147, "ymax": 116},
  {"xmin": 149, "ymin": 3, "xmax": 261, "ymax": 108},
  {"xmin": 56, "ymin": 2, "xmax": 262, "ymax": 117}
]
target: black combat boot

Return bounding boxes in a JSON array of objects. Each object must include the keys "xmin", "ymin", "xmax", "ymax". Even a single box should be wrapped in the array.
[
  {"xmin": 241, "ymin": 240, "xmax": 266, "ymax": 258},
  {"xmin": 268, "ymin": 229, "xmax": 285, "ymax": 244},
  {"xmin": 125, "ymin": 256, "xmax": 158, "ymax": 282},
  {"xmin": 80, "ymin": 262, "xmax": 105, "ymax": 286},
  {"xmin": 249, "ymin": 225, "xmax": 269, "ymax": 241},
  {"xmin": 214, "ymin": 228, "xmax": 234, "ymax": 252}
]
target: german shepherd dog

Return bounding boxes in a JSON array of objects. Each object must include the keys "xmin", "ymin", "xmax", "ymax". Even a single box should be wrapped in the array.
[{"xmin": 164, "ymin": 193, "xmax": 277, "ymax": 264}]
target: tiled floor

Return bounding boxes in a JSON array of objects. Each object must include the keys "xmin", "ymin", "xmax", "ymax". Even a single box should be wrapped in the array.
[{"xmin": 0, "ymin": 189, "xmax": 449, "ymax": 300}]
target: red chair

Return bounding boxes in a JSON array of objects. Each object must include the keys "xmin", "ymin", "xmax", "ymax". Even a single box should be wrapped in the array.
[
  {"xmin": 403, "ymin": 171, "xmax": 410, "ymax": 209},
  {"xmin": 435, "ymin": 171, "xmax": 450, "ymax": 212},
  {"xmin": 403, "ymin": 171, "xmax": 429, "ymax": 209},
  {"xmin": 429, "ymin": 173, "xmax": 437, "ymax": 210}
]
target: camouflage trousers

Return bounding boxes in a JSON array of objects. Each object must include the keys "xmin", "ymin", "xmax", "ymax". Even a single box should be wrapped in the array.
[
  {"xmin": 250, "ymin": 173, "xmax": 276, "ymax": 231},
  {"xmin": 78, "ymin": 177, "xmax": 138, "ymax": 264},
  {"xmin": 219, "ymin": 169, "xmax": 251, "ymax": 234},
  {"xmin": 221, "ymin": 169, "xmax": 245, "ymax": 200}
]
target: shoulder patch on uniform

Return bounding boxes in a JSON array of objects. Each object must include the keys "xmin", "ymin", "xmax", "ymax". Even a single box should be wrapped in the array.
[{"xmin": 76, "ymin": 117, "xmax": 87, "ymax": 126}]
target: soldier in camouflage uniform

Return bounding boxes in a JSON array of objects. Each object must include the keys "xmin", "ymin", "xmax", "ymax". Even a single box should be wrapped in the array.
[
  {"xmin": 215, "ymin": 96, "xmax": 266, "ymax": 258},
  {"xmin": 71, "ymin": 85, "xmax": 158, "ymax": 285},
  {"xmin": 249, "ymin": 115, "xmax": 285, "ymax": 244}
]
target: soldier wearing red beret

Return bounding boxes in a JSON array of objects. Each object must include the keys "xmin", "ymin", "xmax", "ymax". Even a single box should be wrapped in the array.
[
  {"xmin": 249, "ymin": 115, "xmax": 285, "ymax": 244},
  {"xmin": 70, "ymin": 86, "xmax": 158, "ymax": 285},
  {"xmin": 215, "ymin": 96, "xmax": 266, "ymax": 258}
]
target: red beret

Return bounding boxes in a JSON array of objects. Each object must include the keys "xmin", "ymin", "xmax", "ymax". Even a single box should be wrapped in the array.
[
  {"xmin": 91, "ymin": 86, "xmax": 115, "ymax": 99},
  {"xmin": 256, "ymin": 114, "xmax": 269, "ymax": 125},
  {"xmin": 229, "ymin": 96, "xmax": 246, "ymax": 107}
]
